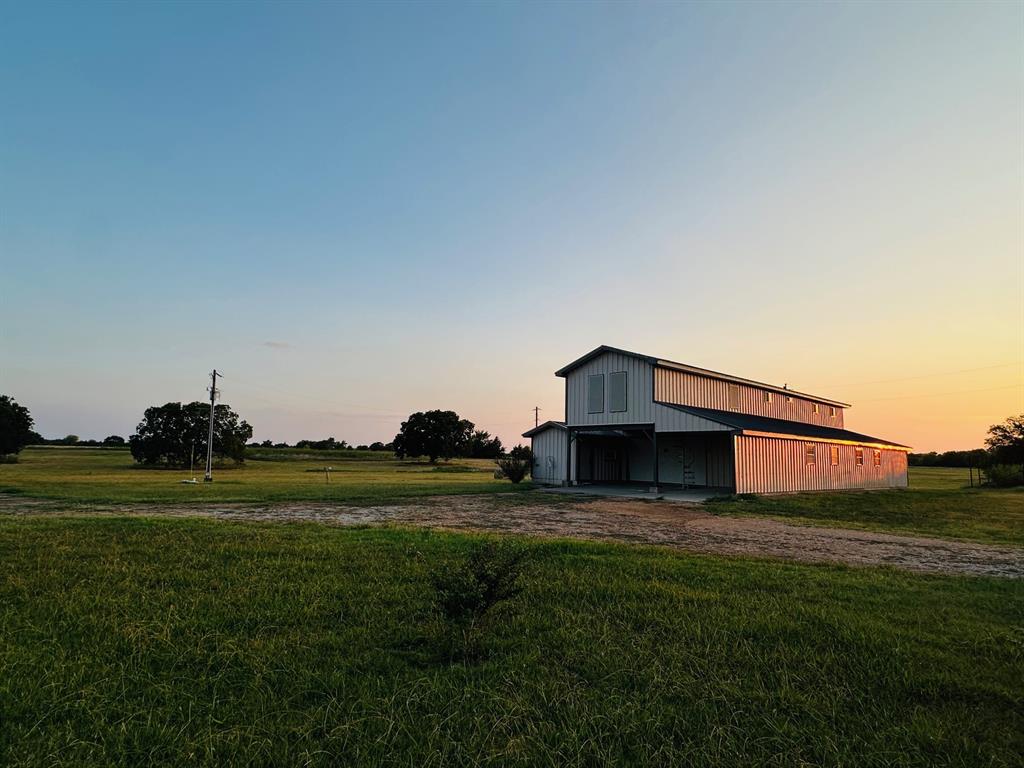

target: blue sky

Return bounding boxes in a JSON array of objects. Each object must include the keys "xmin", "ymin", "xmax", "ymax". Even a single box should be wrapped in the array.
[{"xmin": 1, "ymin": 1, "xmax": 1021, "ymax": 451}]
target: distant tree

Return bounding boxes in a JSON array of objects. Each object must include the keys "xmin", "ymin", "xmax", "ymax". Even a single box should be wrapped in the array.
[
  {"xmin": 26, "ymin": 430, "xmax": 44, "ymax": 446},
  {"xmin": 0, "ymin": 396, "xmax": 34, "ymax": 456},
  {"xmin": 466, "ymin": 430, "xmax": 503, "ymax": 459},
  {"xmin": 61, "ymin": 435, "xmax": 80, "ymax": 446},
  {"xmin": 294, "ymin": 437, "xmax": 349, "ymax": 451},
  {"xmin": 102, "ymin": 435, "xmax": 126, "ymax": 446},
  {"xmin": 273, "ymin": 442, "xmax": 289, "ymax": 448},
  {"xmin": 393, "ymin": 410, "xmax": 473, "ymax": 462},
  {"xmin": 986, "ymin": 414, "xmax": 1024, "ymax": 476},
  {"xmin": 129, "ymin": 402, "xmax": 252, "ymax": 467},
  {"xmin": 355, "ymin": 444, "xmax": 369, "ymax": 451},
  {"xmin": 260, "ymin": 440, "xmax": 274, "ymax": 448},
  {"xmin": 368, "ymin": 442, "xmax": 387, "ymax": 452}
]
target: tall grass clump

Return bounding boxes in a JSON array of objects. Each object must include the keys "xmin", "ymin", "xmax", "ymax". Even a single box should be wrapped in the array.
[{"xmin": 429, "ymin": 540, "xmax": 531, "ymax": 661}]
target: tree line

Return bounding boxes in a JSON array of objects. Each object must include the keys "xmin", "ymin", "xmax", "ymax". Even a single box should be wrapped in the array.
[{"xmin": 0, "ymin": 397, "xmax": 533, "ymax": 472}]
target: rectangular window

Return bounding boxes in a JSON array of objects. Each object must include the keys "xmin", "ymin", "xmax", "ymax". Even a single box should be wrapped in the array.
[
  {"xmin": 812, "ymin": 403, "xmax": 820, "ymax": 414},
  {"xmin": 805, "ymin": 443, "xmax": 816, "ymax": 466},
  {"xmin": 830, "ymin": 406, "xmax": 837, "ymax": 418},
  {"xmin": 855, "ymin": 447, "xmax": 864, "ymax": 466},
  {"xmin": 609, "ymin": 371, "xmax": 627, "ymax": 413},
  {"xmin": 873, "ymin": 449, "xmax": 882, "ymax": 467},
  {"xmin": 764, "ymin": 391, "xmax": 772, "ymax": 403},
  {"xmin": 728, "ymin": 384, "xmax": 740, "ymax": 411},
  {"xmin": 587, "ymin": 374, "xmax": 605, "ymax": 414},
  {"xmin": 785, "ymin": 395, "xmax": 793, "ymax": 403},
  {"xmin": 830, "ymin": 445, "xmax": 839, "ymax": 466}
]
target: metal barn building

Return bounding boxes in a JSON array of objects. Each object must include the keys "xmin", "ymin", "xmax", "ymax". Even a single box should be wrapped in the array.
[{"xmin": 523, "ymin": 346, "xmax": 910, "ymax": 495}]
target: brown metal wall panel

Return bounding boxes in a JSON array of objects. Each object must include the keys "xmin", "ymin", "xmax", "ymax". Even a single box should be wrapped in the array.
[
  {"xmin": 655, "ymin": 367, "xmax": 845, "ymax": 427},
  {"xmin": 733, "ymin": 435, "xmax": 908, "ymax": 494}
]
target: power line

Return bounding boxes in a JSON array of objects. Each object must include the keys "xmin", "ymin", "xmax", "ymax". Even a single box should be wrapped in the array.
[
  {"xmin": 228, "ymin": 374, "xmax": 404, "ymax": 416},
  {"xmin": 809, "ymin": 361, "xmax": 1022, "ymax": 389},
  {"xmin": 857, "ymin": 383, "xmax": 1022, "ymax": 403}
]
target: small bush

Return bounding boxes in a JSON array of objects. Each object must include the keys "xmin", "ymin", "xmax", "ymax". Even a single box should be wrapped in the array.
[
  {"xmin": 430, "ymin": 540, "xmax": 531, "ymax": 660},
  {"xmin": 495, "ymin": 456, "xmax": 530, "ymax": 484},
  {"xmin": 985, "ymin": 464, "xmax": 1024, "ymax": 488}
]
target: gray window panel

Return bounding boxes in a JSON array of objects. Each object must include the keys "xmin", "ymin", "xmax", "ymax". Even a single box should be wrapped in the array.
[
  {"xmin": 609, "ymin": 371, "xmax": 627, "ymax": 412},
  {"xmin": 587, "ymin": 374, "xmax": 605, "ymax": 414}
]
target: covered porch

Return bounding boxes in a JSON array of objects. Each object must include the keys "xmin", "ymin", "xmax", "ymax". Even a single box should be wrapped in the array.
[{"xmin": 566, "ymin": 425, "xmax": 735, "ymax": 493}]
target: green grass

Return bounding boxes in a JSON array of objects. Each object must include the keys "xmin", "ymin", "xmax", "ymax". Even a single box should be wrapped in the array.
[
  {"xmin": 1, "ymin": 517, "xmax": 1021, "ymax": 767},
  {"xmin": 0, "ymin": 446, "xmax": 520, "ymax": 504},
  {"xmin": 711, "ymin": 467, "xmax": 1024, "ymax": 547}
]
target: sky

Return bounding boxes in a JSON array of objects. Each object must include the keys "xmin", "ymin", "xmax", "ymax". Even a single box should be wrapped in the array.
[{"xmin": 1, "ymin": 1, "xmax": 1021, "ymax": 452}]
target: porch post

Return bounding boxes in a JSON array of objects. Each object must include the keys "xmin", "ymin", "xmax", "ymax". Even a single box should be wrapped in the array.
[
  {"xmin": 564, "ymin": 427, "xmax": 573, "ymax": 487},
  {"xmin": 651, "ymin": 428, "xmax": 659, "ymax": 493}
]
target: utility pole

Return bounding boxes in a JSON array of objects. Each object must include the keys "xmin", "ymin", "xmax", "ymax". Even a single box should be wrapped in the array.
[
  {"xmin": 533, "ymin": 406, "xmax": 541, "ymax": 427},
  {"xmin": 204, "ymin": 369, "xmax": 220, "ymax": 482}
]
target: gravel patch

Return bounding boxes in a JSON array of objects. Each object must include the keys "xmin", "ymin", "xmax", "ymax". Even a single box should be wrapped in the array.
[{"xmin": 2, "ymin": 494, "xmax": 1021, "ymax": 578}]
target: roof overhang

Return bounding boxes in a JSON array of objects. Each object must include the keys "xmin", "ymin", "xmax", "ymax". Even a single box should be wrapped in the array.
[
  {"xmin": 739, "ymin": 430, "xmax": 912, "ymax": 452},
  {"xmin": 522, "ymin": 420, "xmax": 566, "ymax": 438}
]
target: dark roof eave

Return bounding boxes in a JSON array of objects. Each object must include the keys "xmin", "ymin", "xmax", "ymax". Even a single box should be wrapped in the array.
[
  {"xmin": 657, "ymin": 402, "xmax": 911, "ymax": 450},
  {"xmin": 522, "ymin": 420, "xmax": 566, "ymax": 438}
]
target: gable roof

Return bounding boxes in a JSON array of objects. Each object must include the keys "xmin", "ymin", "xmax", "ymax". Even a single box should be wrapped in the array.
[
  {"xmin": 555, "ymin": 345, "xmax": 850, "ymax": 408},
  {"xmin": 521, "ymin": 420, "xmax": 566, "ymax": 438},
  {"xmin": 658, "ymin": 403, "xmax": 910, "ymax": 450}
]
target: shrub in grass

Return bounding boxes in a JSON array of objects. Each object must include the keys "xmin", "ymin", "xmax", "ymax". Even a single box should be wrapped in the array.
[
  {"xmin": 985, "ymin": 464, "xmax": 1024, "ymax": 487},
  {"xmin": 495, "ymin": 456, "xmax": 530, "ymax": 483},
  {"xmin": 706, "ymin": 492, "xmax": 758, "ymax": 503},
  {"xmin": 430, "ymin": 540, "xmax": 530, "ymax": 660}
]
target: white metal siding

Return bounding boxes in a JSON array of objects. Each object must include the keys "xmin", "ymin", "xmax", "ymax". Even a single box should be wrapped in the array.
[
  {"xmin": 734, "ymin": 435, "xmax": 908, "ymax": 494},
  {"xmin": 566, "ymin": 351, "xmax": 655, "ymax": 426},
  {"xmin": 566, "ymin": 352, "xmax": 731, "ymax": 433},
  {"xmin": 656, "ymin": 367, "xmax": 845, "ymax": 427},
  {"xmin": 530, "ymin": 427, "xmax": 567, "ymax": 485}
]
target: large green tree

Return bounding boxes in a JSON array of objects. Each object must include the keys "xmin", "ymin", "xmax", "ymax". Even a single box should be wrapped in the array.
[
  {"xmin": 986, "ymin": 414, "xmax": 1024, "ymax": 466},
  {"xmin": 0, "ymin": 395, "xmax": 34, "ymax": 456},
  {"xmin": 129, "ymin": 402, "xmax": 253, "ymax": 467},
  {"xmin": 393, "ymin": 410, "xmax": 474, "ymax": 462}
]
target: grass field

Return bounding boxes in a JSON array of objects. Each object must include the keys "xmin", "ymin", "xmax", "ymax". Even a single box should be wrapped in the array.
[
  {"xmin": 0, "ymin": 447, "xmax": 521, "ymax": 504},
  {"xmin": 713, "ymin": 467, "xmax": 1024, "ymax": 547},
  {"xmin": 1, "ymin": 516, "xmax": 1021, "ymax": 767},
  {"xmin": 2, "ymin": 448, "xmax": 1022, "ymax": 547}
]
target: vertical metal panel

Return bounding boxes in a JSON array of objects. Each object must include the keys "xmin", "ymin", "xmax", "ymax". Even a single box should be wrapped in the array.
[
  {"xmin": 529, "ymin": 427, "xmax": 567, "ymax": 485},
  {"xmin": 733, "ymin": 435, "xmax": 908, "ymax": 494},
  {"xmin": 655, "ymin": 367, "xmax": 845, "ymax": 427},
  {"xmin": 566, "ymin": 351, "xmax": 655, "ymax": 426}
]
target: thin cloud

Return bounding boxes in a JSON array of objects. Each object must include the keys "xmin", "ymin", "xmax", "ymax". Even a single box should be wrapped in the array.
[{"xmin": 262, "ymin": 341, "xmax": 292, "ymax": 350}]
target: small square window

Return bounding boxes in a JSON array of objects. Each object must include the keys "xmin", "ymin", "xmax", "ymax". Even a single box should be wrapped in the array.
[
  {"xmin": 812, "ymin": 403, "xmax": 820, "ymax": 414},
  {"xmin": 830, "ymin": 446, "xmax": 839, "ymax": 466},
  {"xmin": 785, "ymin": 395, "xmax": 793, "ymax": 403},
  {"xmin": 873, "ymin": 449, "xmax": 882, "ymax": 467},
  {"xmin": 855, "ymin": 447, "xmax": 864, "ymax": 466},
  {"xmin": 728, "ymin": 384, "xmax": 740, "ymax": 411},
  {"xmin": 805, "ymin": 443, "xmax": 816, "ymax": 466}
]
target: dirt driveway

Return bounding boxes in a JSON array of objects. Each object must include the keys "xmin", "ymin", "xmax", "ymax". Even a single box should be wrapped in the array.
[{"xmin": 3, "ymin": 494, "xmax": 1022, "ymax": 578}]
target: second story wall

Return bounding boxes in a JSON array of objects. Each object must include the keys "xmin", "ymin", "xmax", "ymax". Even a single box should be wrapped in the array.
[
  {"xmin": 654, "ymin": 366, "xmax": 845, "ymax": 427},
  {"xmin": 565, "ymin": 350, "xmax": 655, "ymax": 426}
]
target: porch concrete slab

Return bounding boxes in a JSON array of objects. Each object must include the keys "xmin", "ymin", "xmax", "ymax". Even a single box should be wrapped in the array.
[{"xmin": 539, "ymin": 484, "xmax": 718, "ymax": 503}]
